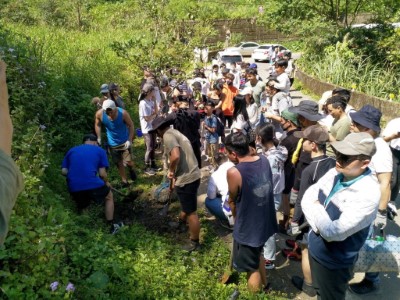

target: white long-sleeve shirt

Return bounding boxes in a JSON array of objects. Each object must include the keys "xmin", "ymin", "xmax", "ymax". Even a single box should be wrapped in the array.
[{"xmin": 302, "ymin": 167, "xmax": 380, "ymax": 269}]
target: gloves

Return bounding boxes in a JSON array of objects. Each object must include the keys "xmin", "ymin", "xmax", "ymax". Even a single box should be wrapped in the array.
[
  {"xmin": 387, "ymin": 202, "xmax": 398, "ymax": 221},
  {"xmin": 374, "ymin": 210, "xmax": 387, "ymax": 230},
  {"xmin": 287, "ymin": 222, "xmax": 301, "ymax": 236},
  {"xmin": 124, "ymin": 140, "xmax": 131, "ymax": 149},
  {"xmin": 97, "ymin": 138, "xmax": 101, "ymax": 145}
]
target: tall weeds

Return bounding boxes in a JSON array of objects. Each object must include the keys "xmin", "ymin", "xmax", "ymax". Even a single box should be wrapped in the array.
[{"xmin": 300, "ymin": 36, "xmax": 400, "ymax": 101}]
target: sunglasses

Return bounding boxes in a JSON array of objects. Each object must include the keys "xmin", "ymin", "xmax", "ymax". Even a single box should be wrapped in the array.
[{"xmin": 335, "ymin": 151, "xmax": 360, "ymax": 166}]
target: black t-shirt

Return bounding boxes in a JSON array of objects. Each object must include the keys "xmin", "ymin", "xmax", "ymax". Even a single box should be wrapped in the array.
[
  {"xmin": 281, "ymin": 129, "xmax": 301, "ymax": 192},
  {"xmin": 280, "ymin": 129, "xmax": 301, "ymax": 168},
  {"xmin": 293, "ymin": 139, "xmax": 313, "ymax": 191},
  {"xmin": 292, "ymin": 155, "xmax": 336, "ymax": 222}
]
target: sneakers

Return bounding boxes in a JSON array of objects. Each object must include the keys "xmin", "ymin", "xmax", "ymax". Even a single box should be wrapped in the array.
[
  {"xmin": 348, "ymin": 278, "xmax": 380, "ymax": 295},
  {"xmin": 144, "ymin": 167, "xmax": 156, "ymax": 176},
  {"xmin": 110, "ymin": 221, "xmax": 124, "ymax": 234},
  {"xmin": 218, "ymin": 219, "xmax": 233, "ymax": 231},
  {"xmin": 264, "ymin": 259, "xmax": 275, "ymax": 270},
  {"xmin": 121, "ymin": 181, "xmax": 130, "ymax": 188},
  {"xmin": 182, "ymin": 239, "xmax": 201, "ymax": 252},
  {"xmin": 291, "ymin": 276, "xmax": 316, "ymax": 297},
  {"xmin": 151, "ymin": 163, "xmax": 162, "ymax": 172}
]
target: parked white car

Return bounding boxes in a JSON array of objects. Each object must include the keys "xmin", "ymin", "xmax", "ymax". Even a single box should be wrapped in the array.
[
  {"xmin": 225, "ymin": 42, "xmax": 260, "ymax": 56},
  {"xmin": 212, "ymin": 50, "xmax": 243, "ymax": 66},
  {"xmin": 252, "ymin": 44, "xmax": 288, "ymax": 62}
]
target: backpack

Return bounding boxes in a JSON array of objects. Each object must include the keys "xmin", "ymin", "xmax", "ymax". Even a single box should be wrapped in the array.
[
  {"xmin": 216, "ymin": 116, "xmax": 225, "ymax": 137},
  {"xmin": 173, "ymin": 109, "xmax": 200, "ymax": 144}
]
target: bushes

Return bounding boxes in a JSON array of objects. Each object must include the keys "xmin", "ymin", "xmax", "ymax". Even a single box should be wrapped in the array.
[
  {"xmin": 299, "ymin": 32, "xmax": 400, "ymax": 102},
  {"xmin": 0, "ymin": 3, "xmax": 265, "ymax": 299}
]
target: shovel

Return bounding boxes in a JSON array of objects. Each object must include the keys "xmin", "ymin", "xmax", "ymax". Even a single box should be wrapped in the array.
[
  {"xmin": 159, "ymin": 178, "xmax": 174, "ymax": 216},
  {"xmin": 111, "ymin": 187, "xmax": 126, "ymax": 196},
  {"xmin": 220, "ymin": 244, "xmax": 234, "ymax": 284}
]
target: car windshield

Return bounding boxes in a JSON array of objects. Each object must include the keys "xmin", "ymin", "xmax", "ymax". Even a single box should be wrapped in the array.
[
  {"xmin": 234, "ymin": 43, "xmax": 244, "ymax": 47},
  {"xmin": 221, "ymin": 55, "xmax": 242, "ymax": 63},
  {"xmin": 259, "ymin": 45, "xmax": 272, "ymax": 49}
]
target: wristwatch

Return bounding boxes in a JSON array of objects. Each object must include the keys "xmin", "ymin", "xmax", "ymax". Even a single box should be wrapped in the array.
[{"xmin": 378, "ymin": 209, "xmax": 387, "ymax": 214}]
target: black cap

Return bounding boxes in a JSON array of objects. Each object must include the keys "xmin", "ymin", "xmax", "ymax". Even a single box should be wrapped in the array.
[
  {"xmin": 205, "ymin": 101, "xmax": 215, "ymax": 107},
  {"xmin": 109, "ymin": 82, "xmax": 118, "ymax": 91},
  {"xmin": 149, "ymin": 115, "xmax": 175, "ymax": 134},
  {"xmin": 82, "ymin": 134, "xmax": 97, "ymax": 143}
]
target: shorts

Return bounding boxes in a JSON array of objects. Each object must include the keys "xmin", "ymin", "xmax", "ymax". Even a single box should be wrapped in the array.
[
  {"xmin": 110, "ymin": 145, "xmax": 132, "ymax": 166},
  {"xmin": 175, "ymin": 179, "xmax": 200, "ymax": 214},
  {"xmin": 70, "ymin": 185, "xmax": 110, "ymax": 210},
  {"xmin": 232, "ymin": 240, "xmax": 263, "ymax": 272}
]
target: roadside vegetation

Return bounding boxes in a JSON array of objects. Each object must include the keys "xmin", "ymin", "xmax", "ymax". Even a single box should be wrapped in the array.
[
  {"xmin": 1, "ymin": 0, "xmax": 400, "ymax": 298},
  {"xmin": 263, "ymin": 0, "xmax": 400, "ymax": 101}
]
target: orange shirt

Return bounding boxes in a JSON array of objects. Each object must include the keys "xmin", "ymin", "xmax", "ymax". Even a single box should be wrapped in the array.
[{"xmin": 221, "ymin": 84, "xmax": 238, "ymax": 116}]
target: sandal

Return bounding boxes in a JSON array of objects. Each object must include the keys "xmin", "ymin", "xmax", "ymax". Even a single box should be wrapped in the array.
[
  {"xmin": 282, "ymin": 248, "xmax": 302, "ymax": 261},
  {"xmin": 285, "ymin": 239, "xmax": 298, "ymax": 249}
]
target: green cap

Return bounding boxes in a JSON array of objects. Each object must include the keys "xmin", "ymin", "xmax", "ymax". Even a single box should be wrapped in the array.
[{"xmin": 281, "ymin": 109, "xmax": 299, "ymax": 126}]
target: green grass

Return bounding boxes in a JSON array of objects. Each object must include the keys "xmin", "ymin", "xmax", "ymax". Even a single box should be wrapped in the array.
[{"xmin": 299, "ymin": 39, "xmax": 400, "ymax": 102}]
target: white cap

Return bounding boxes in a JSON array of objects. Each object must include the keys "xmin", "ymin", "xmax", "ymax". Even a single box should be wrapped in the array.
[
  {"xmin": 102, "ymin": 99, "xmax": 116, "ymax": 110},
  {"xmin": 240, "ymin": 86, "xmax": 253, "ymax": 96}
]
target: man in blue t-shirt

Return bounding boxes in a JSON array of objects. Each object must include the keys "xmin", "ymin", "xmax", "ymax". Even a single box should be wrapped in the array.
[{"xmin": 62, "ymin": 134, "xmax": 121, "ymax": 234}]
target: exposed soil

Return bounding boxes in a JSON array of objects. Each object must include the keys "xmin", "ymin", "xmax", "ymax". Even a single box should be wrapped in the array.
[{"xmin": 112, "ymin": 152, "xmax": 316, "ymax": 299}]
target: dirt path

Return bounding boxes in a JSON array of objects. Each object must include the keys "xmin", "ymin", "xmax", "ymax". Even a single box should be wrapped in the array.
[{"xmin": 195, "ymin": 83, "xmax": 316, "ymax": 298}]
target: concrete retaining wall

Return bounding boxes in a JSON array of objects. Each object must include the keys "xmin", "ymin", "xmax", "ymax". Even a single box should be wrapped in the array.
[
  {"xmin": 186, "ymin": 18, "xmax": 295, "ymax": 49},
  {"xmin": 295, "ymin": 69, "xmax": 400, "ymax": 121},
  {"xmin": 207, "ymin": 18, "xmax": 294, "ymax": 45}
]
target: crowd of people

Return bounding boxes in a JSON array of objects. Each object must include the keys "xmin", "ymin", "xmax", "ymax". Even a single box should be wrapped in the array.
[
  {"xmin": 69, "ymin": 51, "xmax": 398, "ymax": 297},
  {"xmin": 2, "ymin": 44, "xmax": 399, "ymax": 298},
  {"xmin": 62, "ymin": 53, "xmax": 400, "ymax": 297}
]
